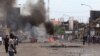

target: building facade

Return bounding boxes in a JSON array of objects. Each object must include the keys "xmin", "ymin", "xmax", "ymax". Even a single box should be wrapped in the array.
[{"xmin": 90, "ymin": 11, "xmax": 100, "ymax": 37}]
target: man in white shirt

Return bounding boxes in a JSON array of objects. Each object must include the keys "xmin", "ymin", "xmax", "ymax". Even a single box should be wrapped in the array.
[
  {"xmin": 8, "ymin": 33, "xmax": 17, "ymax": 56},
  {"xmin": 0, "ymin": 36, "xmax": 2, "ymax": 45}
]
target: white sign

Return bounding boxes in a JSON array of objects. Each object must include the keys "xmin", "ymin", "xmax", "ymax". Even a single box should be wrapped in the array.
[
  {"xmin": 65, "ymin": 31, "xmax": 72, "ymax": 34},
  {"xmin": 90, "ymin": 31, "xmax": 95, "ymax": 36},
  {"xmin": 96, "ymin": 24, "xmax": 100, "ymax": 28},
  {"xmin": 75, "ymin": 31, "xmax": 78, "ymax": 35}
]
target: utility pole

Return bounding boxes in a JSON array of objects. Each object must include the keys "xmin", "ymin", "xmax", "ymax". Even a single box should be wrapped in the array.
[
  {"xmin": 48, "ymin": 0, "xmax": 50, "ymax": 21},
  {"xmin": 81, "ymin": 3, "xmax": 92, "ymax": 38}
]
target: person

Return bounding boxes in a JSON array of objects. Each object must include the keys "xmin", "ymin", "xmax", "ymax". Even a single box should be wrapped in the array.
[
  {"xmin": 83, "ymin": 36, "xmax": 87, "ymax": 45},
  {"xmin": 8, "ymin": 33, "xmax": 17, "ymax": 56},
  {"xmin": 3, "ymin": 35, "xmax": 9, "ymax": 53},
  {"xmin": 14, "ymin": 36, "xmax": 18, "ymax": 46},
  {"xmin": 0, "ymin": 36, "xmax": 2, "ymax": 45},
  {"xmin": 92, "ymin": 36, "xmax": 96, "ymax": 44},
  {"xmin": 87, "ymin": 35, "xmax": 91, "ymax": 45}
]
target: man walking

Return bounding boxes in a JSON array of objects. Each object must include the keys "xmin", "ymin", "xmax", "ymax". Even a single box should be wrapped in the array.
[
  {"xmin": 4, "ymin": 35, "xmax": 9, "ymax": 53},
  {"xmin": 8, "ymin": 33, "xmax": 17, "ymax": 56},
  {"xmin": 0, "ymin": 36, "xmax": 2, "ymax": 45},
  {"xmin": 83, "ymin": 36, "xmax": 87, "ymax": 45}
]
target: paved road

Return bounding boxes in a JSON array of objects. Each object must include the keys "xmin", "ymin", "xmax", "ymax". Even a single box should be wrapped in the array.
[{"xmin": 0, "ymin": 43, "xmax": 100, "ymax": 56}]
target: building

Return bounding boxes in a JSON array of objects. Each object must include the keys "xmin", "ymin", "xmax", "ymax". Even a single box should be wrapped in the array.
[
  {"xmin": 90, "ymin": 10, "xmax": 100, "ymax": 37},
  {"xmin": 61, "ymin": 19, "xmax": 86, "ymax": 39},
  {"xmin": 50, "ymin": 19, "xmax": 61, "ymax": 25},
  {"xmin": 61, "ymin": 20, "xmax": 84, "ymax": 31}
]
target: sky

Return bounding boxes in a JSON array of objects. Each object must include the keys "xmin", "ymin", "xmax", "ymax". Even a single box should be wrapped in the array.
[{"xmin": 16, "ymin": 0, "xmax": 100, "ymax": 23}]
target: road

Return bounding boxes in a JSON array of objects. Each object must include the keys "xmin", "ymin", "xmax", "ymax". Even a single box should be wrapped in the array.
[{"xmin": 0, "ymin": 43, "xmax": 100, "ymax": 56}]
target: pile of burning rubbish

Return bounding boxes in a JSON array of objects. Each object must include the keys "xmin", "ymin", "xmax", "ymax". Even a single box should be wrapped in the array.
[{"xmin": 0, "ymin": 0, "xmax": 54, "ymax": 43}]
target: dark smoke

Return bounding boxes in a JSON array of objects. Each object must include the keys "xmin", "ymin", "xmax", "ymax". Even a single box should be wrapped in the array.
[
  {"xmin": 21, "ymin": 0, "xmax": 46, "ymax": 26},
  {"xmin": 0, "ymin": 0, "xmax": 15, "ymax": 7},
  {"xmin": 0, "ymin": 0, "xmax": 46, "ymax": 31},
  {"xmin": 45, "ymin": 22, "xmax": 54, "ymax": 35},
  {"xmin": 0, "ymin": 0, "xmax": 54, "ymax": 36},
  {"xmin": 7, "ymin": 8, "xmax": 21, "ymax": 31},
  {"xmin": 0, "ymin": 0, "xmax": 15, "ymax": 23},
  {"xmin": 0, "ymin": 0, "xmax": 16, "ymax": 31},
  {"xmin": 0, "ymin": 0, "xmax": 15, "ymax": 13}
]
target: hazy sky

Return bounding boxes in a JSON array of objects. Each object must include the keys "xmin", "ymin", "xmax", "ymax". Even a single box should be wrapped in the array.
[{"xmin": 17, "ymin": 0, "xmax": 100, "ymax": 23}]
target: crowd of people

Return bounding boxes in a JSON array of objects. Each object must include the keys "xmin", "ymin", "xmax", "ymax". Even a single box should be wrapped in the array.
[
  {"xmin": 83, "ymin": 35, "xmax": 100, "ymax": 45},
  {"xmin": 0, "ymin": 32, "xmax": 18, "ymax": 56}
]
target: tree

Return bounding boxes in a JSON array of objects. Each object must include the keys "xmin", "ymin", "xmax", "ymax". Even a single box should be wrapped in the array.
[{"xmin": 54, "ymin": 25, "xmax": 65, "ymax": 35}]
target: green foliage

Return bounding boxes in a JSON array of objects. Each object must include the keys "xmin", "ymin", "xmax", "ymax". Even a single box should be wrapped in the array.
[{"xmin": 54, "ymin": 25, "xmax": 65, "ymax": 34}]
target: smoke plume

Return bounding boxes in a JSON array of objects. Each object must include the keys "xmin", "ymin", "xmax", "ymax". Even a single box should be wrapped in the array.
[
  {"xmin": 0, "ymin": 0, "xmax": 46, "ymax": 31},
  {"xmin": 0, "ymin": 0, "xmax": 15, "ymax": 22},
  {"xmin": 21, "ymin": 0, "xmax": 46, "ymax": 26},
  {"xmin": 0, "ymin": 0, "xmax": 54, "ymax": 42}
]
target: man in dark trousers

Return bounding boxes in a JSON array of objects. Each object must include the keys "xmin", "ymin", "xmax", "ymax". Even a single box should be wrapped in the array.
[
  {"xmin": 10, "ymin": 33, "xmax": 17, "ymax": 54},
  {"xmin": 4, "ymin": 35, "xmax": 9, "ymax": 53},
  {"xmin": 83, "ymin": 36, "xmax": 87, "ymax": 45}
]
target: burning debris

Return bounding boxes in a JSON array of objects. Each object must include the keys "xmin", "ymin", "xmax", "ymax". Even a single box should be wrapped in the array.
[
  {"xmin": 0, "ymin": 0, "xmax": 54, "ymax": 42},
  {"xmin": 20, "ymin": 0, "xmax": 48, "ymax": 42},
  {"xmin": 0, "ymin": 0, "xmax": 46, "ymax": 31}
]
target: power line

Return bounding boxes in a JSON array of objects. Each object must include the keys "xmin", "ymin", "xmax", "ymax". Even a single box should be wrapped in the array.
[{"xmin": 50, "ymin": 11, "xmax": 90, "ymax": 13}]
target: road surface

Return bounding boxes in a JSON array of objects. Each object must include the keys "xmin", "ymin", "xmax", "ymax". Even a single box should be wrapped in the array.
[{"xmin": 0, "ymin": 43, "xmax": 100, "ymax": 56}]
